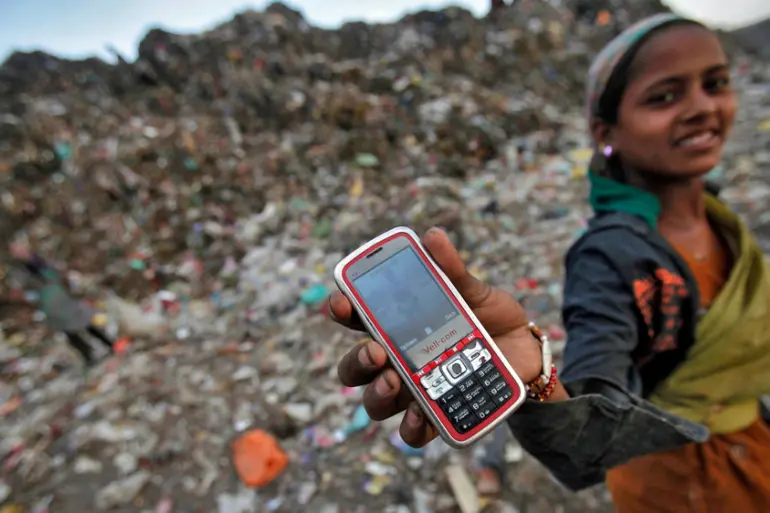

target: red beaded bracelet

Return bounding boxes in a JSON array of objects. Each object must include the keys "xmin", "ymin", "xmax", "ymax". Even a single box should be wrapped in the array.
[{"xmin": 527, "ymin": 364, "xmax": 559, "ymax": 402}]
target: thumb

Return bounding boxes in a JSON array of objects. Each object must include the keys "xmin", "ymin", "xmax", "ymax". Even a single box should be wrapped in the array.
[{"xmin": 421, "ymin": 228, "xmax": 491, "ymax": 308}]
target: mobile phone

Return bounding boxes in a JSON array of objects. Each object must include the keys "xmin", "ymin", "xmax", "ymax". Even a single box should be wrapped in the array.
[{"xmin": 334, "ymin": 226, "xmax": 526, "ymax": 448}]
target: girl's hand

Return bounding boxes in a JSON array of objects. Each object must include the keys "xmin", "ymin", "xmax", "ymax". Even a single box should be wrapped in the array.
[{"xmin": 331, "ymin": 228, "xmax": 546, "ymax": 447}]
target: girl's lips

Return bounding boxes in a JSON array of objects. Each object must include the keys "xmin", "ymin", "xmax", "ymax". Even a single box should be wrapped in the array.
[{"xmin": 674, "ymin": 130, "xmax": 721, "ymax": 151}]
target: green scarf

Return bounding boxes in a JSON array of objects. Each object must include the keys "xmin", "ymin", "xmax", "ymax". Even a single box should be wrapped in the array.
[
  {"xmin": 649, "ymin": 196, "xmax": 770, "ymax": 433},
  {"xmin": 588, "ymin": 170, "xmax": 660, "ymax": 229}
]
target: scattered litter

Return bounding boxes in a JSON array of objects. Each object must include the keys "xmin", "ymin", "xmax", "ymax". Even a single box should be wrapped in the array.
[
  {"xmin": 232, "ymin": 430, "xmax": 289, "ymax": 488},
  {"xmin": 0, "ymin": 2, "xmax": 766, "ymax": 511},
  {"xmin": 446, "ymin": 464, "xmax": 481, "ymax": 513},
  {"xmin": 95, "ymin": 471, "xmax": 151, "ymax": 510}
]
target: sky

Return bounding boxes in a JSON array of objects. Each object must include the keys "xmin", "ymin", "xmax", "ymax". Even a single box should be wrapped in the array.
[{"xmin": 0, "ymin": 0, "xmax": 768, "ymax": 63}]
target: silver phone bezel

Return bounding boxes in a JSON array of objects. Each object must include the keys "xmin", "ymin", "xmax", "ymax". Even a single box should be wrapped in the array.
[{"xmin": 333, "ymin": 226, "xmax": 526, "ymax": 448}]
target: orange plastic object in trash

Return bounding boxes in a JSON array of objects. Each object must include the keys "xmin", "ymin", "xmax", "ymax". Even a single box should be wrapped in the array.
[
  {"xmin": 597, "ymin": 10, "xmax": 612, "ymax": 26},
  {"xmin": 232, "ymin": 430, "xmax": 289, "ymax": 487},
  {"xmin": 113, "ymin": 337, "xmax": 131, "ymax": 355}
]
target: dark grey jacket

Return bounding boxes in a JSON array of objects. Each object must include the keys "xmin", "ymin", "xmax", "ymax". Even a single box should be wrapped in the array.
[{"xmin": 506, "ymin": 211, "xmax": 716, "ymax": 491}]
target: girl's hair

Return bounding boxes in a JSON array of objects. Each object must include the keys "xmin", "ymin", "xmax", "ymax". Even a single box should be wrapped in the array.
[{"xmin": 595, "ymin": 19, "xmax": 705, "ymax": 125}]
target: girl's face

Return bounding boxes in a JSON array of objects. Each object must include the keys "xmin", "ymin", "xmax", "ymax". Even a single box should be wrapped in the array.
[{"xmin": 602, "ymin": 25, "xmax": 737, "ymax": 180}]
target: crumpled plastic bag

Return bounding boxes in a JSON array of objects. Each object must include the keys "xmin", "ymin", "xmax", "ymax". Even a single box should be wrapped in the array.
[
  {"xmin": 232, "ymin": 430, "xmax": 288, "ymax": 488},
  {"xmin": 106, "ymin": 293, "xmax": 168, "ymax": 339}
]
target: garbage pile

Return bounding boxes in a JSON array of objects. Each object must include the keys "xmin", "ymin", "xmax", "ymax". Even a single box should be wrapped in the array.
[{"xmin": 1, "ymin": 1, "xmax": 770, "ymax": 512}]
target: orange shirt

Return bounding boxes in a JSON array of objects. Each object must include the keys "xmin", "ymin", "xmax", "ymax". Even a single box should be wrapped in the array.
[{"xmin": 669, "ymin": 228, "xmax": 730, "ymax": 308}]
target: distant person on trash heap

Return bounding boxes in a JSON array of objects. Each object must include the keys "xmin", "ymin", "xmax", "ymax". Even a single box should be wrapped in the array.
[
  {"xmin": 329, "ymin": 13, "xmax": 770, "ymax": 512},
  {"xmin": 9, "ymin": 241, "xmax": 114, "ymax": 366}
]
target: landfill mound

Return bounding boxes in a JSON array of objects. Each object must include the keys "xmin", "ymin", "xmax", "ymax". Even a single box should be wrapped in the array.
[
  {"xmin": 731, "ymin": 17, "xmax": 770, "ymax": 58},
  {"xmin": 1, "ymin": 1, "xmax": 770, "ymax": 512}
]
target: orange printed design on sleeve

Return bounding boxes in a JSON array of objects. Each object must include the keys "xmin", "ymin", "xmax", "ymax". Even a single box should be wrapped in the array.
[
  {"xmin": 633, "ymin": 275, "xmax": 656, "ymax": 339},
  {"xmin": 631, "ymin": 268, "xmax": 688, "ymax": 354}
]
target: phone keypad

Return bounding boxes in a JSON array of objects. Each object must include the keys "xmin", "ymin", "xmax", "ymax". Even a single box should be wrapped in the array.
[{"xmin": 416, "ymin": 336, "xmax": 514, "ymax": 434}]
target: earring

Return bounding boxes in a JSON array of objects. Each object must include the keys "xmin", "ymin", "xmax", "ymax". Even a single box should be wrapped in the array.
[{"xmin": 602, "ymin": 145, "xmax": 614, "ymax": 158}]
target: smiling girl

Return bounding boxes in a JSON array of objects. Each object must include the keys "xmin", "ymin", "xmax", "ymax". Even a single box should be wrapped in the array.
[
  {"xmin": 330, "ymin": 13, "xmax": 770, "ymax": 512},
  {"xmin": 509, "ymin": 13, "xmax": 770, "ymax": 511},
  {"xmin": 573, "ymin": 14, "xmax": 770, "ymax": 511}
]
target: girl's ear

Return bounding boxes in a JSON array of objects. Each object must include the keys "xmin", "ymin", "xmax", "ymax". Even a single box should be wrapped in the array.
[{"xmin": 590, "ymin": 117, "xmax": 613, "ymax": 148}]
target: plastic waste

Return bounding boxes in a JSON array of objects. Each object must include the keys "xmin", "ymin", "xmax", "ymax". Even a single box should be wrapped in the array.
[
  {"xmin": 232, "ymin": 430, "xmax": 289, "ymax": 488},
  {"xmin": 299, "ymin": 284, "xmax": 330, "ymax": 306}
]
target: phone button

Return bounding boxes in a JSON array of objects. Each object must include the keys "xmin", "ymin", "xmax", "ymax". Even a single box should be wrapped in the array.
[
  {"xmin": 440, "ymin": 356, "xmax": 471, "ymax": 385},
  {"xmin": 455, "ymin": 412, "xmax": 480, "ymax": 434},
  {"xmin": 450, "ymin": 406, "xmax": 474, "ymax": 426},
  {"xmin": 468, "ymin": 349, "xmax": 492, "ymax": 370},
  {"xmin": 462, "ymin": 339, "xmax": 484, "ymax": 357},
  {"xmin": 480, "ymin": 369, "xmax": 502, "ymax": 389},
  {"xmin": 476, "ymin": 361, "xmax": 496, "ymax": 379},
  {"xmin": 428, "ymin": 381, "xmax": 453, "ymax": 400},
  {"xmin": 457, "ymin": 376, "xmax": 477, "ymax": 393},
  {"xmin": 420, "ymin": 367, "xmax": 444, "ymax": 390},
  {"xmin": 493, "ymin": 386, "xmax": 513, "ymax": 406},
  {"xmin": 442, "ymin": 397, "xmax": 465, "ymax": 416},
  {"xmin": 475, "ymin": 402, "xmax": 497, "ymax": 421},
  {"xmin": 420, "ymin": 367, "xmax": 454, "ymax": 400},
  {"xmin": 463, "ymin": 384, "xmax": 485, "ymax": 403},
  {"xmin": 487, "ymin": 380, "xmax": 508, "ymax": 397},
  {"xmin": 437, "ymin": 389, "xmax": 461, "ymax": 407},
  {"xmin": 468, "ymin": 393, "xmax": 493, "ymax": 413}
]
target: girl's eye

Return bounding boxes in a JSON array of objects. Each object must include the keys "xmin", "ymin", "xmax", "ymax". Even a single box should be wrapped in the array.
[
  {"xmin": 705, "ymin": 76, "xmax": 731, "ymax": 92},
  {"xmin": 647, "ymin": 91, "xmax": 677, "ymax": 105}
]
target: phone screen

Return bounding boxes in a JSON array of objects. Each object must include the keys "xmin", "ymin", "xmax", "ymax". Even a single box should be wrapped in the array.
[{"xmin": 353, "ymin": 246, "xmax": 473, "ymax": 371}]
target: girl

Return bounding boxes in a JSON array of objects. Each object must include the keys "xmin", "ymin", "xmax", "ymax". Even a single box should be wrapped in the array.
[{"xmin": 329, "ymin": 13, "xmax": 770, "ymax": 512}]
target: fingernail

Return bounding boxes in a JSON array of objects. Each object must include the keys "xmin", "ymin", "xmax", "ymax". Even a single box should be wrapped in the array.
[
  {"xmin": 375, "ymin": 375, "xmax": 392, "ymax": 395},
  {"xmin": 406, "ymin": 404, "xmax": 423, "ymax": 427},
  {"xmin": 358, "ymin": 344, "xmax": 374, "ymax": 367}
]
